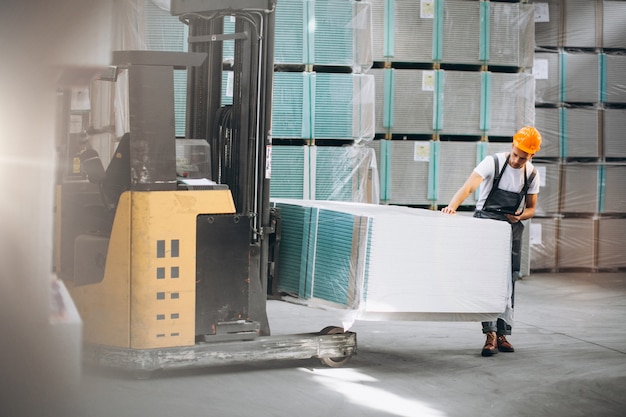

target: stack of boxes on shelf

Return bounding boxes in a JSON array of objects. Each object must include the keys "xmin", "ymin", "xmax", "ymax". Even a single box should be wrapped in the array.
[
  {"xmin": 269, "ymin": 0, "xmax": 514, "ymax": 312},
  {"xmin": 269, "ymin": 144, "xmax": 379, "ymax": 202},
  {"xmin": 365, "ymin": 0, "xmax": 535, "ymax": 207},
  {"xmin": 267, "ymin": 0, "xmax": 625, "ymax": 273},
  {"xmin": 268, "ymin": 0, "xmax": 378, "ymax": 203},
  {"xmin": 530, "ymin": 0, "xmax": 626, "ymax": 271}
]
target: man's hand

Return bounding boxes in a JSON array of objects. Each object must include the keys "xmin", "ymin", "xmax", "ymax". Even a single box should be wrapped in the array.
[
  {"xmin": 441, "ymin": 206, "xmax": 456, "ymax": 215},
  {"xmin": 505, "ymin": 213, "xmax": 521, "ymax": 223}
]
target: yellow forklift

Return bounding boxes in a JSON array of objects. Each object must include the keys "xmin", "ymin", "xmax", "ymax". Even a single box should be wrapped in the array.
[{"xmin": 54, "ymin": 0, "xmax": 355, "ymax": 374}]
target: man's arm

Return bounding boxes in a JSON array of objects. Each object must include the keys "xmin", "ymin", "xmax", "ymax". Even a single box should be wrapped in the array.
[
  {"xmin": 441, "ymin": 171, "xmax": 484, "ymax": 214},
  {"xmin": 505, "ymin": 193, "xmax": 537, "ymax": 223}
]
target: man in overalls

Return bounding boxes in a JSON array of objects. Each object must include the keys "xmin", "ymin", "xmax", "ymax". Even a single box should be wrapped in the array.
[{"xmin": 441, "ymin": 126, "xmax": 542, "ymax": 357}]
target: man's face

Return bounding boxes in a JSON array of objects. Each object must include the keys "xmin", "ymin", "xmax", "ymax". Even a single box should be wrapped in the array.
[{"xmin": 509, "ymin": 146, "xmax": 532, "ymax": 169}]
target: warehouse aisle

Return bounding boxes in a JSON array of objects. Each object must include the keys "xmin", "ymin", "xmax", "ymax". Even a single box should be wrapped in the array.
[{"xmin": 71, "ymin": 272, "xmax": 626, "ymax": 417}]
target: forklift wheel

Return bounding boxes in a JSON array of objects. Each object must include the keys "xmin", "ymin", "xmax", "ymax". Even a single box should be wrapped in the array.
[{"xmin": 319, "ymin": 326, "xmax": 352, "ymax": 368}]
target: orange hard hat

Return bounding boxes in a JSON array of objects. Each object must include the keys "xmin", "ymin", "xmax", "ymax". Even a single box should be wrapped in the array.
[{"xmin": 513, "ymin": 126, "xmax": 542, "ymax": 155}]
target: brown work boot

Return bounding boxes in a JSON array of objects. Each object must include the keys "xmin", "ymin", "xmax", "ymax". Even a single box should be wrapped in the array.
[
  {"xmin": 497, "ymin": 334, "xmax": 515, "ymax": 352},
  {"xmin": 481, "ymin": 332, "xmax": 498, "ymax": 357}
]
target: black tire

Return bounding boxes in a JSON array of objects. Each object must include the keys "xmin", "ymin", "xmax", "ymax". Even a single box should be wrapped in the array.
[{"xmin": 318, "ymin": 326, "xmax": 352, "ymax": 368}]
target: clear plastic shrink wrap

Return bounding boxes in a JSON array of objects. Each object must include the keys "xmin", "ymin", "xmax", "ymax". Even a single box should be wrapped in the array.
[
  {"xmin": 271, "ymin": 199, "xmax": 513, "ymax": 328},
  {"xmin": 274, "ymin": 0, "xmax": 373, "ymax": 72},
  {"xmin": 272, "ymin": 72, "xmax": 376, "ymax": 141},
  {"xmin": 269, "ymin": 145, "xmax": 380, "ymax": 204}
]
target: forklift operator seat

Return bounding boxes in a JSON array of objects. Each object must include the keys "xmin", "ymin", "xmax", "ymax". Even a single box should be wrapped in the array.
[
  {"xmin": 79, "ymin": 148, "xmax": 106, "ymax": 184},
  {"xmin": 80, "ymin": 132, "xmax": 131, "ymax": 213},
  {"xmin": 101, "ymin": 132, "xmax": 131, "ymax": 209},
  {"xmin": 72, "ymin": 134, "xmax": 131, "ymax": 284}
]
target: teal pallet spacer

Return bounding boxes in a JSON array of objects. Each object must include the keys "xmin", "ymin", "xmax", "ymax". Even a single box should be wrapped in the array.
[
  {"xmin": 303, "ymin": 72, "xmax": 315, "ymax": 140},
  {"xmin": 475, "ymin": 141, "xmax": 488, "ymax": 200},
  {"xmin": 476, "ymin": 141, "xmax": 488, "ymax": 165},
  {"xmin": 559, "ymin": 51, "xmax": 567, "ymax": 103},
  {"xmin": 304, "ymin": 0, "xmax": 315, "ymax": 65},
  {"xmin": 432, "ymin": 0, "xmax": 443, "ymax": 61},
  {"xmin": 303, "ymin": 206, "xmax": 319, "ymax": 299},
  {"xmin": 383, "ymin": 68, "xmax": 394, "ymax": 130},
  {"xmin": 599, "ymin": 53, "xmax": 606, "ymax": 103},
  {"xmin": 480, "ymin": 71, "xmax": 492, "ymax": 131},
  {"xmin": 479, "ymin": 1, "xmax": 490, "ymax": 63},
  {"xmin": 305, "ymin": 144, "xmax": 313, "ymax": 200},
  {"xmin": 384, "ymin": 0, "xmax": 395, "ymax": 58},
  {"xmin": 597, "ymin": 164, "xmax": 606, "ymax": 213},
  {"xmin": 433, "ymin": 70, "xmax": 444, "ymax": 131},
  {"xmin": 559, "ymin": 107, "xmax": 567, "ymax": 159},
  {"xmin": 380, "ymin": 139, "xmax": 392, "ymax": 202},
  {"xmin": 427, "ymin": 140, "xmax": 440, "ymax": 202}
]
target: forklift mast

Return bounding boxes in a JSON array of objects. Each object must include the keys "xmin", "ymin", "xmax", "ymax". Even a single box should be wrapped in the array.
[
  {"xmin": 173, "ymin": 0, "xmax": 277, "ymax": 296},
  {"xmin": 176, "ymin": 0, "xmax": 276, "ymax": 227}
]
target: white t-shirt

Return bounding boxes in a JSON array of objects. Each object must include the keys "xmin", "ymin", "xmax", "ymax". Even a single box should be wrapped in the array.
[{"xmin": 473, "ymin": 152, "xmax": 540, "ymax": 211}]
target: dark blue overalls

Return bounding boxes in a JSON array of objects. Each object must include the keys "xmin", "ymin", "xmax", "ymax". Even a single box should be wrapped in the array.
[{"xmin": 474, "ymin": 155, "xmax": 537, "ymax": 335}]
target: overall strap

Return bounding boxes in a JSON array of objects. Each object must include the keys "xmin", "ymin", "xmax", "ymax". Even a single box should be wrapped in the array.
[
  {"xmin": 484, "ymin": 154, "xmax": 509, "ymax": 207},
  {"xmin": 514, "ymin": 166, "xmax": 537, "ymax": 216},
  {"xmin": 521, "ymin": 167, "xmax": 537, "ymax": 195}
]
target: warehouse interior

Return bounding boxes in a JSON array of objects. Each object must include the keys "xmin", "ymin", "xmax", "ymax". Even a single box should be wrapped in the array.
[{"xmin": 1, "ymin": 0, "xmax": 625, "ymax": 416}]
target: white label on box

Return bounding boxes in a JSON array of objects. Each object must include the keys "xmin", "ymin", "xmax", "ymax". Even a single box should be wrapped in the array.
[
  {"xmin": 421, "ymin": 0, "xmax": 435, "ymax": 19},
  {"xmin": 422, "ymin": 70, "xmax": 435, "ymax": 92},
  {"xmin": 530, "ymin": 223, "xmax": 542, "ymax": 246},
  {"xmin": 414, "ymin": 142, "xmax": 430, "ymax": 162},
  {"xmin": 537, "ymin": 166, "xmax": 547, "ymax": 187},
  {"xmin": 533, "ymin": 59, "xmax": 549, "ymax": 80},
  {"xmin": 534, "ymin": 3, "xmax": 550, "ymax": 22}
]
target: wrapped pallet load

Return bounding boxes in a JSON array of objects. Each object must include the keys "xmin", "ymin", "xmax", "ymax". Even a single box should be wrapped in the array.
[{"xmin": 271, "ymin": 199, "xmax": 512, "ymax": 327}]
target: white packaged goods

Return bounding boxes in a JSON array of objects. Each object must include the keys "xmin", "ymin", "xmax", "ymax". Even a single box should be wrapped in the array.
[{"xmin": 272, "ymin": 199, "xmax": 512, "ymax": 324}]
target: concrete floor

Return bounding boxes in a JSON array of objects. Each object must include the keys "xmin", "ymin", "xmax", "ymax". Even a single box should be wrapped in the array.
[{"xmin": 71, "ymin": 272, "xmax": 626, "ymax": 417}]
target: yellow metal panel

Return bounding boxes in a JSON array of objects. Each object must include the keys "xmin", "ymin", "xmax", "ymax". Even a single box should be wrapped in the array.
[
  {"xmin": 68, "ymin": 192, "xmax": 132, "ymax": 347},
  {"xmin": 68, "ymin": 189, "xmax": 235, "ymax": 349},
  {"xmin": 129, "ymin": 190, "xmax": 235, "ymax": 349}
]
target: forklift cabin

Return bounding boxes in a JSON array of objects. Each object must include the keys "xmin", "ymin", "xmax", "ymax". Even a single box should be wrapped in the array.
[{"xmin": 55, "ymin": 0, "xmax": 356, "ymax": 372}]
